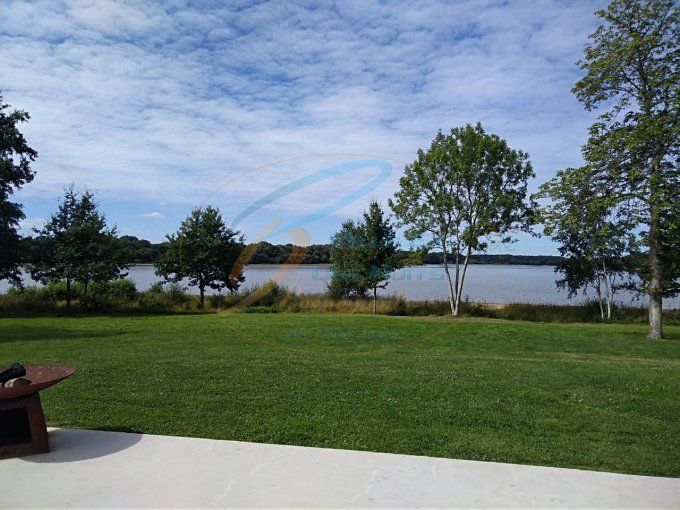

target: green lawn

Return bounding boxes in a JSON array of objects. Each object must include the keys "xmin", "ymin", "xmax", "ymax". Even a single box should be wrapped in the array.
[{"xmin": 1, "ymin": 313, "xmax": 679, "ymax": 476}]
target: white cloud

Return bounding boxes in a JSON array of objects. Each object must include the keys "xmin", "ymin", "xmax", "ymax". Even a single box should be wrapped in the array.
[
  {"xmin": 18, "ymin": 217, "xmax": 46, "ymax": 234},
  {"xmin": 0, "ymin": 0, "xmax": 607, "ymax": 244},
  {"xmin": 140, "ymin": 211, "xmax": 165, "ymax": 219}
]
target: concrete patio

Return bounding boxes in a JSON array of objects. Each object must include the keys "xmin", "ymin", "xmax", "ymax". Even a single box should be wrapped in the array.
[{"xmin": 0, "ymin": 428, "xmax": 678, "ymax": 508}]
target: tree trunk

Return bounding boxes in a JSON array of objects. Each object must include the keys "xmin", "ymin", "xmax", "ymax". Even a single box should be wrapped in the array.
[
  {"xmin": 645, "ymin": 155, "xmax": 665, "ymax": 340},
  {"xmin": 373, "ymin": 286, "xmax": 377, "ymax": 315},
  {"xmin": 595, "ymin": 279, "xmax": 604, "ymax": 320},
  {"xmin": 66, "ymin": 277, "xmax": 72, "ymax": 313},
  {"xmin": 648, "ymin": 199, "xmax": 664, "ymax": 340},
  {"xmin": 602, "ymin": 261, "xmax": 612, "ymax": 320},
  {"xmin": 454, "ymin": 246, "xmax": 472, "ymax": 315},
  {"xmin": 440, "ymin": 238, "xmax": 456, "ymax": 316},
  {"xmin": 606, "ymin": 292, "xmax": 612, "ymax": 320},
  {"xmin": 199, "ymin": 285, "xmax": 205, "ymax": 309},
  {"xmin": 648, "ymin": 241, "xmax": 664, "ymax": 340},
  {"xmin": 453, "ymin": 248, "xmax": 461, "ymax": 316}
]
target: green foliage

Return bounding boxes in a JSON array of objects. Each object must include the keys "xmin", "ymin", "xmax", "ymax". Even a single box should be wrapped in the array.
[
  {"xmin": 155, "ymin": 206, "xmax": 245, "ymax": 307},
  {"xmin": 536, "ymin": 165, "xmax": 631, "ymax": 318},
  {"xmin": 106, "ymin": 279, "xmax": 138, "ymax": 300},
  {"xmin": 242, "ymin": 279, "xmax": 290, "ymax": 307},
  {"xmin": 328, "ymin": 220, "xmax": 369, "ymax": 299},
  {"xmin": 42, "ymin": 280, "xmax": 85, "ymax": 301},
  {"xmin": 29, "ymin": 186, "xmax": 130, "ymax": 310},
  {"xmin": 328, "ymin": 201, "xmax": 403, "ymax": 309},
  {"xmin": 420, "ymin": 252, "xmax": 562, "ymax": 265},
  {"xmin": 246, "ymin": 242, "xmax": 330, "ymax": 264},
  {"xmin": 572, "ymin": 0, "xmax": 679, "ymax": 339},
  {"xmin": 118, "ymin": 236, "xmax": 168, "ymax": 263},
  {"xmin": 358, "ymin": 201, "xmax": 402, "ymax": 309},
  {"xmin": 85, "ymin": 279, "xmax": 138, "ymax": 308},
  {"xmin": 390, "ymin": 123, "xmax": 536, "ymax": 315},
  {"xmin": 328, "ymin": 202, "xmax": 403, "ymax": 309},
  {"xmin": 0, "ymin": 93, "xmax": 37, "ymax": 285},
  {"xmin": 241, "ymin": 305, "xmax": 279, "ymax": 313}
]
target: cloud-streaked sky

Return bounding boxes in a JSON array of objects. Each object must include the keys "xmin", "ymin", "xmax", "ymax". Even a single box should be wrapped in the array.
[{"xmin": 1, "ymin": 0, "xmax": 605, "ymax": 253}]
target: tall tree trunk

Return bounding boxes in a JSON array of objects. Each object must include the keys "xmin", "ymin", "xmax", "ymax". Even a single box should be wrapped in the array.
[
  {"xmin": 373, "ymin": 286, "xmax": 377, "ymax": 315},
  {"xmin": 453, "ymin": 247, "xmax": 461, "ymax": 316},
  {"xmin": 440, "ymin": 237, "xmax": 456, "ymax": 316},
  {"xmin": 595, "ymin": 279, "xmax": 604, "ymax": 320},
  {"xmin": 648, "ymin": 216, "xmax": 664, "ymax": 340},
  {"xmin": 454, "ymin": 246, "xmax": 472, "ymax": 315},
  {"xmin": 648, "ymin": 163, "xmax": 664, "ymax": 340},
  {"xmin": 602, "ymin": 261, "xmax": 612, "ymax": 320},
  {"xmin": 199, "ymin": 285, "xmax": 205, "ymax": 309},
  {"xmin": 66, "ymin": 277, "xmax": 72, "ymax": 313}
]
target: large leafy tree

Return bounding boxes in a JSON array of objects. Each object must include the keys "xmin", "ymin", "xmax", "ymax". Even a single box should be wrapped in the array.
[
  {"xmin": 0, "ymin": 94, "xmax": 37, "ymax": 285},
  {"xmin": 155, "ymin": 206, "xmax": 245, "ymax": 307},
  {"xmin": 389, "ymin": 123, "xmax": 535, "ymax": 316},
  {"xmin": 536, "ymin": 166, "xmax": 630, "ymax": 319},
  {"xmin": 573, "ymin": 0, "xmax": 679, "ymax": 339},
  {"xmin": 31, "ymin": 187, "xmax": 129, "ymax": 310}
]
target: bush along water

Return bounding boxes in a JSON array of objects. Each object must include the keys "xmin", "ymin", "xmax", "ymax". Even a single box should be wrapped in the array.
[{"xmin": 0, "ymin": 278, "xmax": 678, "ymax": 325}]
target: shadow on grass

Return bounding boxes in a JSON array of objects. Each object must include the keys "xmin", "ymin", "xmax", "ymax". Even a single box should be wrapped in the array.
[
  {"xmin": 0, "ymin": 325, "xmax": 140, "ymax": 343},
  {"xmin": 0, "ymin": 310, "xmax": 209, "ymax": 319}
]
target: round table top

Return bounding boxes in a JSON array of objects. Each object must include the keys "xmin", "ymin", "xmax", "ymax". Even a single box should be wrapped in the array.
[{"xmin": 0, "ymin": 364, "xmax": 76, "ymax": 400}]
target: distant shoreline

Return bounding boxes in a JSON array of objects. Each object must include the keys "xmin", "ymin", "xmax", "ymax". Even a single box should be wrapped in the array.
[{"xmin": 130, "ymin": 261, "xmax": 560, "ymax": 268}]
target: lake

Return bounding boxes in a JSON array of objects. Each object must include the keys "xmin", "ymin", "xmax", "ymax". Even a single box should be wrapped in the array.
[{"xmin": 3, "ymin": 264, "xmax": 678, "ymax": 308}]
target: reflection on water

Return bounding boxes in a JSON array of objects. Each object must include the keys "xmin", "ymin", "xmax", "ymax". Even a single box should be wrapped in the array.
[{"xmin": 3, "ymin": 264, "xmax": 677, "ymax": 307}]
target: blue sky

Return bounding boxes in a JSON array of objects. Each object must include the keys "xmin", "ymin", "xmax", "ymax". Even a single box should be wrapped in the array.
[{"xmin": 1, "ymin": 0, "xmax": 606, "ymax": 254}]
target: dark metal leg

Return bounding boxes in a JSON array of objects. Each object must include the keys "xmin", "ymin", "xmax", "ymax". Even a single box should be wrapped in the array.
[{"xmin": 0, "ymin": 392, "xmax": 50, "ymax": 459}]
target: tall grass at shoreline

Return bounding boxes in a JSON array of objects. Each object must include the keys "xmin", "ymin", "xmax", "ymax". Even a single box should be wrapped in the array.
[{"xmin": 1, "ymin": 278, "xmax": 679, "ymax": 325}]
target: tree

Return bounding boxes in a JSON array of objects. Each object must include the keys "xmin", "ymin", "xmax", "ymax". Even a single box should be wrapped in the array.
[
  {"xmin": 573, "ymin": 0, "xmax": 679, "ymax": 339},
  {"xmin": 155, "ymin": 206, "xmax": 245, "ymax": 307},
  {"xmin": 327, "ymin": 219, "xmax": 368, "ymax": 300},
  {"xmin": 0, "ymin": 94, "xmax": 37, "ymax": 285},
  {"xmin": 119, "ymin": 235, "xmax": 168, "ymax": 263},
  {"xmin": 327, "ymin": 203, "xmax": 403, "ymax": 312},
  {"xmin": 30, "ymin": 186, "xmax": 129, "ymax": 311},
  {"xmin": 536, "ymin": 166, "xmax": 630, "ymax": 319},
  {"xmin": 358, "ymin": 201, "xmax": 402, "ymax": 314},
  {"xmin": 389, "ymin": 123, "xmax": 535, "ymax": 316}
]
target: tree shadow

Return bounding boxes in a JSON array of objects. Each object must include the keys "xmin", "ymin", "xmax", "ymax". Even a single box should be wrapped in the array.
[
  {"xmin": 22, "ymin": 428, "xmax": 143, "ymax": 463},
  {"xmin": 0, "ymin": 325, "xmax": 139, "ymax": 343}
]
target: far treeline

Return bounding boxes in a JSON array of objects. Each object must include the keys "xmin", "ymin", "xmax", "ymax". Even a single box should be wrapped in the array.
[
  {"xmin": 26, "ymin": 236, "xmax": 564, "ymax": 267},
  {"xmin": 0, "ymin": 0, "xmax": 678, "ymax": 339}
]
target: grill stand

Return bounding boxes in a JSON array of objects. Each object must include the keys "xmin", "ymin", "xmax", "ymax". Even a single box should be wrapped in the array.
[{"xmin": 0, "ymin": 392, "xmax": 50, "ymax": 459}]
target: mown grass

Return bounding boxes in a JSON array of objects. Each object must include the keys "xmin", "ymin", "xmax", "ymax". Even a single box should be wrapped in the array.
[{"xmin": 1, "ymin": 313, "xmax": 679, "ymax": 476}]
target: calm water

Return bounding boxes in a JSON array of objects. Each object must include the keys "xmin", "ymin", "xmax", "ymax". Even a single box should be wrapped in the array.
[{"xmin": 3, "ymin": 264, "xmax": 678, "ymax": 307}]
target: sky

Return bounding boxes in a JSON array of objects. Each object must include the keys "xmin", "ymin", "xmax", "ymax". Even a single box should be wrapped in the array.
[{"xmin": 0, "ymin": 0, "xmax": 607, "ymax": 254}]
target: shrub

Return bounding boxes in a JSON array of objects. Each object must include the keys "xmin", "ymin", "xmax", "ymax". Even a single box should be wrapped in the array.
[
  {"xmin": 242, "ymin": 305, "xmax": 278, "ymax": 313},
  {"xmin": 42, "ymin": 280, "xmax": 84, "ymax": 301},
  {"xmin": 107, "ymin": 279, "xmax": 137, "ymax": 300},
  {"xmin": 86, "ymin": 279, "xmax": 138, "ymax": 308},
  {"xmin": 167, "ymin": 282, "xmax": 191, "ymax": 304},
  {"xmin": 208, "ymin": 293, "xmax": 242, "ymax": 309},
  {"xmin": 243, "ymin": 280, "xmax": 289, "ymax": 307},
  {"xmin": 137, "ymin": 290, "xmax": 174, "ymax": 313},
  {"xmin": 385, "ymin": 295, "xmax": 407, "ymax": 315},
  {"xmin": 147, "ymin": 282, "xmax": 165, "ymax": 294}
]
